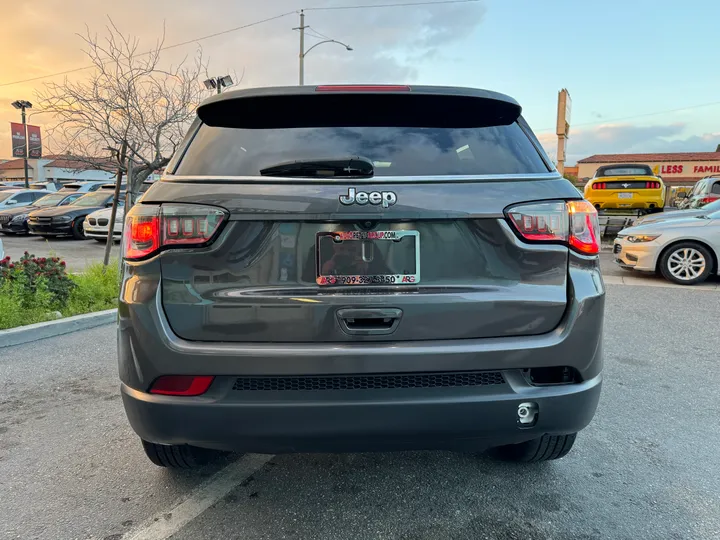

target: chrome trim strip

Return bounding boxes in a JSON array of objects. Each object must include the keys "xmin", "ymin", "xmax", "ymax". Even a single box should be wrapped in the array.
[{"xmin": 163, "ymin": 172, "xmax": 563, "ymax": 183}]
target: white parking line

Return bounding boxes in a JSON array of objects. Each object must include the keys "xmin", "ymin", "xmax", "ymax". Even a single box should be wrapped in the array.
[{"xmin": 122, "ymin": 453, "xmax": 273, "ymax": 540}]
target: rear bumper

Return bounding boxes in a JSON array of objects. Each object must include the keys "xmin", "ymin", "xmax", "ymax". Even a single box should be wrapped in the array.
[
  {"xmin": 117, "ymin": 254, "xmax": 605, "ymax": 452},
  {"xmin": 121, "ymin": 373, "xmax": 602, "ymax": 453}
]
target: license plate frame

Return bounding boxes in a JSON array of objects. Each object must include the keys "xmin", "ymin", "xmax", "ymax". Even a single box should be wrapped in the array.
[
  {"xmin": 618, "ymin": 193, "xmax": 634, "ymax": 199},
  {"xmin": 316, "ymin": 230, "xmax": 420, "ymax": 286}
]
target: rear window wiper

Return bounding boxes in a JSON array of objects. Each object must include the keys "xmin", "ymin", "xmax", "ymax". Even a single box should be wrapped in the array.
[{"xmin": 259, "ymin": 156, "xmax": 374, "ymax": 178}]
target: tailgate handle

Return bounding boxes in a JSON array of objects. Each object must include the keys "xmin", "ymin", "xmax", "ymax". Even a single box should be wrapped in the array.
[{"xmin": 337, "ymin": 308, "xmax": 403, "ymax": 336}]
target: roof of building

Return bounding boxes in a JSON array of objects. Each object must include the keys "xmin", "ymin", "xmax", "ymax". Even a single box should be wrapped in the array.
[
  {"xmin": 43, "ymin": 155, "xmax": 114, "ymax": 171},
  {"xmin": 578, "ymin": 152, "xmax": 720, "ymax": 164},
  {"xmin": 0, "ymin": 158, "xmax": 33, "ymax": 170}
]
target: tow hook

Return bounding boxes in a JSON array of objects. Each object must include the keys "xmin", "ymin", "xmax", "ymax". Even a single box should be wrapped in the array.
[{"xmin": 517, "ymin": 402, "xmax": 539, "ymax": 426}]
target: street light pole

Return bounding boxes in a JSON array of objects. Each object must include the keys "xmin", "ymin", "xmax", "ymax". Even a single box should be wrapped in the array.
[
  {"xmin": 21, "ymin": 108, "xmax": 29, "ymax": 189},
  {"xmin": 203, "ymin": 75, "xmax": 234, "ymax": 94},
  {"xmin": 299, "ymin": 10, "xmax": 306, "ymax": 86},
  {"xmin": 295, "ymin": 10, "xmax": 353, "ymax": 86},
  {"xmin": 11, "ymin": 100, "xmax": 32, "ymax": 188}
]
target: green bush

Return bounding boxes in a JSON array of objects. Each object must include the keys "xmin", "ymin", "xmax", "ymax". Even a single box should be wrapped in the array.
[{"xmin": 0, "ymin": 254, "xmax": 120, "ymax": 330}]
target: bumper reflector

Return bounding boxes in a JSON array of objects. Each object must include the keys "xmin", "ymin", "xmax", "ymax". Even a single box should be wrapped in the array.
[{"xmin": 149, "ymin": 375, "xmax": 214, "ymax": 396}]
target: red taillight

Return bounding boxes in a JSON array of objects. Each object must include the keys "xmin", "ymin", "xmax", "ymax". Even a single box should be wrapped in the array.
[
  {"xmin": 315, "ymin": 85, "xmax": 411, "ymax": 92},
  {"xmin": 646, "ymin": 181, "xmax": 661, "ymax": 188},
  {"xmin": 123, "ymin": 204, "xmax": 227, "ymax": 260},
  {"xmin": 699, "ymin": 196, "xmax": 719, "ymax": 205},
  {"xmin": 593, "ymin": 182, "xmax": 605, "ymax": 190},
  {"xmin": 506, "ymin": 200, "xmax": 600, "ymax": 255},
  {"xmin": 149, "ymin": 376, "xmax": 214, "ymax": 396}
]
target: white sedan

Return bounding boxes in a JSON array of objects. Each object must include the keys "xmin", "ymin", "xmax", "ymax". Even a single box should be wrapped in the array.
[
  {"xmin": 83, "ymin": 206, "xmax": 124, "ymax": 242},
  {"xmin": 0, "ymin": 236, "xmax": 4, "ymax": 261},
  {"xmin": 614, "ymin": 209, "xmax": 720, "ymax": 285}
]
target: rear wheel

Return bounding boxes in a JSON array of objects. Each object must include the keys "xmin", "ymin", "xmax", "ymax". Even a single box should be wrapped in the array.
[
  {"xmin": 141, "ymin": 439, "xmax": 224, "ymax": 469},
  {"xmin": 489, "ymin": 433, "xmax": 577, "ymax": 463},
  {"xmin": 659, "ymin": 242, "xmax": 712, "ymax": 285},
  {"xmin": 71, "ymin": 219, "xmax": 86, "ymax": 240},
  {"xmin": 94, "ymin": 237, "xmax": 107, "ymax": 243}
]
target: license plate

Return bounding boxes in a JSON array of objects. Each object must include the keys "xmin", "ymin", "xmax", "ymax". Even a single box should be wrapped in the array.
[
  {"xmin": 618, "ymin": 193, "xmax": 633, "ymax": 199},
  {"xmin": 316, "ymin": 230, "xmax": 420, "ymax": 286}
]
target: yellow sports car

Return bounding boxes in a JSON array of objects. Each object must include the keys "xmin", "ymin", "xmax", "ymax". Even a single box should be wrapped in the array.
[{"xmin": 584, "ymin": 164, "xmax": 665, "ymax": 213}]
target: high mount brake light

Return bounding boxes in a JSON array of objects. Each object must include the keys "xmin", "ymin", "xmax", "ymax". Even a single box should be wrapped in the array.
[
  {"xmin": 315, "ymin": 85, "xmax": 411, "ymax": 92},
  {"xmin": 506, "ymin": 200, "xmax": 600, "ymax": 255},
  {"xmin": 123, "ymin": 204, "xmax": 227, "ymax": 260}
]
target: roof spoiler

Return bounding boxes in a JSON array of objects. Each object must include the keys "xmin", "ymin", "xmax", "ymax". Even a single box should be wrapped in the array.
[{"xmin": 197, "ymin": 85, "xmax": 522, "ymax": 129}]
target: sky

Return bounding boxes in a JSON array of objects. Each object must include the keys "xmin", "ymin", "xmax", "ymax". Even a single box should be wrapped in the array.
[{"xmin": 1, "ymin": 0, "xmax": 719, "ymax": 165}]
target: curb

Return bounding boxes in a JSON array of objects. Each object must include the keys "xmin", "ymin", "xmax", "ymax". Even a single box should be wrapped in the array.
[{"xmin": 0, "ymin": 308, "xmax": 117, "ymax": 349}]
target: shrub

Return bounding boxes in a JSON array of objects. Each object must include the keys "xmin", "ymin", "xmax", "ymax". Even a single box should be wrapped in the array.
[
  {"xmin": 0, "ymin": 251, "xmax": 75, "ymax": 305},
  {"xmin": 0, "ymin": 255, "xmax": 120, "ymax": 330}
]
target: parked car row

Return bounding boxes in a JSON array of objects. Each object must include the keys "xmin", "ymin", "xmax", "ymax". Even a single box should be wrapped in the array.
[{"xmin": 0, "ymin": 182, "xmax": 124, "ymax": 241}]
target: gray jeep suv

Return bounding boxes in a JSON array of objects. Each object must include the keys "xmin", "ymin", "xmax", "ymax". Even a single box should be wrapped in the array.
[{"xmin": 118, "ymin": 85, "xmax": 604, "ymax": 468}]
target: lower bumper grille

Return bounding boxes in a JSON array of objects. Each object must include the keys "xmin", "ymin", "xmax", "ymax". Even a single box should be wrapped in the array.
[{"xmin": 232, "ymin": 371, "xmax": 505, "ymax": 392}]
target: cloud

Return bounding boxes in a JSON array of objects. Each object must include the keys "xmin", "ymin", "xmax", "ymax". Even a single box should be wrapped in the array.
[
  {"xmin": 0, "ymin": 0, "xmax": 486, "ymax": 156},
  {"xmin": 538, "ymin": 123, "xmax": 720, "ymax": 165}
]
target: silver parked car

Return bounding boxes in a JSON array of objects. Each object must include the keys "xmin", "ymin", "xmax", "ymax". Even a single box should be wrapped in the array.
[
  {"xmin": 634, "ymin": 198, "xmax": 720, "ymax": 226},
  {"xmin": 614, "ymin": 210, "xmax": 720, "ymax": 285}
]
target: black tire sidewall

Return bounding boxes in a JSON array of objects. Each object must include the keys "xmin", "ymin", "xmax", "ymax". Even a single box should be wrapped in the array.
[
  {"xmin": 659, "ymin": 242, "xmax": 712, "ymax": 285},
  {"xmin": 71, "ymin": 219, "xmax": 85, "ymax": 240}
]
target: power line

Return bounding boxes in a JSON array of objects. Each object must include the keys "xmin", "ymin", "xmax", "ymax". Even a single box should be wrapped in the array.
[
  {"xmin": 305, "ymin": 0, "xmax": 479, "ymax": 10},
  {"xmin": 536, "ymin": 101, "xmax": 720, "ymax": 132},
  {"xmin": 0, "ymin": 11, "xmax": 296, "ymax": 88},
  {"xmin": 1, "ymin": 0, "xmax": 480, "ymax": 88}
]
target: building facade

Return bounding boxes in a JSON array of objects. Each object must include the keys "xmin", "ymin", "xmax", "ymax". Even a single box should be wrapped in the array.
[
  {"xmin": 576, "ymin": 152, "xmax": 720, "ymax": 186},
  {"xmin": 0, "ymin": 155, "xmax": 115, "ymax": 184}
]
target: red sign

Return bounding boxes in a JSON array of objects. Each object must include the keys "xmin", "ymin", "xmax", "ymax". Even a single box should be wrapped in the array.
[
  {"xmin": 660, "ymin": 165, "xmax": 684, "ymax": 175},
  {"xmin": 27, "ymin": 125, "xmax": 42, "ymax": 158},
  {"xmin": 10, "ymin": 122, "xmax": 26, "ymax": 158},
  {"xmin": 693, "ymin": 165, "xmax": 720, "ymax": 174}
]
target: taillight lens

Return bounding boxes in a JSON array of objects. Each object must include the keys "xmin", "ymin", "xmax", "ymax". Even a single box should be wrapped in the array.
[
  {"xmin": 646, "ymin": 181, "xmax": 661, "ymax": 188},
  {"xmin": 699, "ymin": 196, "xmax": 719, "ymax": 206},
  {"xmin": 123, "ymin": 204, "xmax": 227, "ymax": 260},
  {"xmin": 149, "ymin": 375, "xmax": 214, "ymax": 396},
  {"xmin": 593, "ymin": 182, "xmax": 605, "ymax": 189},
  {"xmin": 506, "ymin": 200, "xmax": 600, "ymax": 255}
]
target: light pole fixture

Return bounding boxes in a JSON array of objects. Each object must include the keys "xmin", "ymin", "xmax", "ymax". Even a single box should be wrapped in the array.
[
  {"xmin": 203, "ymin": 75, "xmax": 234, "ymax": 94},
  {"xmin": 11, "ymin": 100, "xmax": 33, "ymax": 188},
  {"xmin": 294, "ymin": 10, "xmax": 353, "ymax": 86}
]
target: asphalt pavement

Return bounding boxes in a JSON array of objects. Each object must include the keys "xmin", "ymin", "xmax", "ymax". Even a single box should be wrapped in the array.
[
  {"xmin": 1, "ymin": 284, "xmax": 719, "ymax": 540},
  {"xmin": 1, "ymin": 234, "xmax": 120, "ymax": 272}
]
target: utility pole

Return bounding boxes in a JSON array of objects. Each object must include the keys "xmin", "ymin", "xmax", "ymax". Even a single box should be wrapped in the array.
[
  {"xmin": 294, "ymin": 10, "xmax": 352, "ymax": 86},
  {"xmin": 11, "ymin": 100, "xmax": 32, "ymax": 188},
  {"xmin": 297, "ymin": 10, "xmax": 306, "ymax": 86},
  {"xmin": 556, "ymin": 89, "xmax": 571, "ymax": 176},
  {"xmin": 103, "ymin": 141, "xmax": 127, "ymax": 270}
]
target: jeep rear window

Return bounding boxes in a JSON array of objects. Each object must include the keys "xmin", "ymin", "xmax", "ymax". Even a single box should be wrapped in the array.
[{"xmin": 173, "ymin": 122, "xmax": 549, "ymax": 178}]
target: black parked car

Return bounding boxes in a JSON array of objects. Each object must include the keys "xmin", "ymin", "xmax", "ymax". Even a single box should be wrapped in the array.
[
  {"xmin": 28, "ymin": 189, "xmax": 123, "ymax": 239},
  {"xmin": 0, "ymin": 191, "xmax": 84, "ymax": 234}
]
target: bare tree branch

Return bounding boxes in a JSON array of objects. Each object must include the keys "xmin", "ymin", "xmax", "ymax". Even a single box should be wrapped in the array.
[{"xmin": 36, "ymin": 19, "xmax": 207, "ymax": 195}]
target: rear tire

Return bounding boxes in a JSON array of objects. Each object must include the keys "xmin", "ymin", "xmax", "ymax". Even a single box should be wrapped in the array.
[
  {"xmin": 141, "ymin": 439, "xmax": 222, "ymax": 469},
  {"xmin": 659, "ymin": 242, "xmax": 713, "ymax": 285},
  {"xmin": 71, "ymin": 219, "xmax": 86, "ymax": 240},
  {"xmin": 94, "ymin": 238, "xmax": 107, "ymax": 243},
  {"xmin": 489, "ymin": 433, "xmax": 577, "ymax": 463}
]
